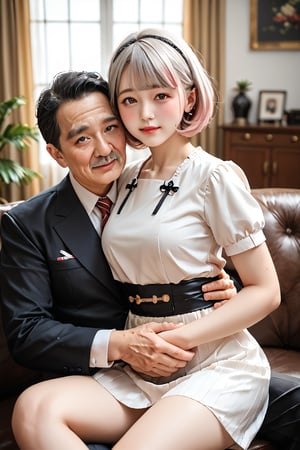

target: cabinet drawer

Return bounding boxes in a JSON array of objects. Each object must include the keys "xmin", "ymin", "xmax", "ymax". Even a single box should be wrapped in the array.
[
  {"xmin": 229, "ymin": 131, "xmax": 300, "ymax": 147},
  {"xmin": 270, "ymin": 133, "xmax": 300, "ymax": 147}
]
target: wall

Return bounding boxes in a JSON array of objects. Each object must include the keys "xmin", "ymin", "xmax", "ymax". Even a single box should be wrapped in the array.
[{"xmin": 224, "ymin": 0, "xmax": 300, "ymax": 125}]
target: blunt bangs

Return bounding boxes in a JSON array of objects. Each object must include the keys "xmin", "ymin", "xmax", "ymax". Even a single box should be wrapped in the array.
[{"xmin": 122, "ymin": 43, "xmax": 179, "ymax": 92}]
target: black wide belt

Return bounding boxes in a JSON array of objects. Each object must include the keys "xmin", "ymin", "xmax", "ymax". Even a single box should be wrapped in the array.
[{"xmin": 119, "ymin": 276, "xmax": 220, "ymax": 317}]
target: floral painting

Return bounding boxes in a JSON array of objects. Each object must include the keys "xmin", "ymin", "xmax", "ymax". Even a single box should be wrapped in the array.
[{"xmin": 250, "ymin": 0, "xmax": 300, "ymax": 50}]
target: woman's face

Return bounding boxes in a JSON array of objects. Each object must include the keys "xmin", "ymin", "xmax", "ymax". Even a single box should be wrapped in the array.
[{"xmin": 117, "ymin": 66, "xmax": 191, "ymax": 149}]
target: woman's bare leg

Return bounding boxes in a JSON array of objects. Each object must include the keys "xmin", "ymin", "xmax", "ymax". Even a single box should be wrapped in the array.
[
  {"xmin": 12, "ymin": 376, "xmax": 146, "ymax": 450},
  {"xmin": 113, "ymin": 395, "xmax": 234, "ymax": 450}
]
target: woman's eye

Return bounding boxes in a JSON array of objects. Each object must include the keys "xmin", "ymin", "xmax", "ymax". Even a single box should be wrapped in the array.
[
  {"xmin": 122, "ymin": 97, "xmax": 136, "ymax": 105},
  {"xmin": 156, "ymin": 93, "xmax": 168, "ymax": 100}
]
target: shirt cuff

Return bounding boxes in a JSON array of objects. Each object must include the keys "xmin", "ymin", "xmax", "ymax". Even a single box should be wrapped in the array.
[
  {"xmin": 89, "ymin": 329, "xmax": 115, "ymax": 368},
  {"xmin": 225, "ymin": 229, "xmax": 266, "ymax": 256}
]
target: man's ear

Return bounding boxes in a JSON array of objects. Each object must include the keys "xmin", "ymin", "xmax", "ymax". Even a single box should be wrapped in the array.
[{"xmin": 46, "ymin": 144, "xmax": 68, "ymax": 168}]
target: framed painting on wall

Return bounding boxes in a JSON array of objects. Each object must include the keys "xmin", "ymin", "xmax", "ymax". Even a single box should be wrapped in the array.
[{"xmin": 250, "ymin": 0, "xmax": 300, "ymax": 50}]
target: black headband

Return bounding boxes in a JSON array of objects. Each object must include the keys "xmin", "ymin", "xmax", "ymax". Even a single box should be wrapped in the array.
[{"xmin": 112, "ymin": 34, "xmax": 189, "ymax": 66}]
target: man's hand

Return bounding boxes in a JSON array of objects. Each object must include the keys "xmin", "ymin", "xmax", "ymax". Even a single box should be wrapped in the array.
[
  {"xmin": 202, "ymin": 269, "xmax": 237, "ymax": 308},
  {"xmin": 109, "ymin": 322, "xmax": 194, "ymax": 377},
  {"xmin": 109, "ymin": 271, "xmax": 237, "ymax": 376}
]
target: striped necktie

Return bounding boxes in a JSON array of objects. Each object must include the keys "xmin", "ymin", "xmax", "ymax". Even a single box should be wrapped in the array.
[{"xmin": 96, "ymin": 196, "xmax": 112, "ymax": 231}]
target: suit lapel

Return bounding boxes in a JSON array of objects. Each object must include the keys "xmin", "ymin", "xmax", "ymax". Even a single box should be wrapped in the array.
[{"xmin": 53, "ymin": 177, "xmax": 111, "ymax": 284}]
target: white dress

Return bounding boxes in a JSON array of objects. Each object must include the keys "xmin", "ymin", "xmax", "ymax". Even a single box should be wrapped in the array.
[{"xmin": 95, "ymin": 147, "xmax": 270, "ymax": 450}]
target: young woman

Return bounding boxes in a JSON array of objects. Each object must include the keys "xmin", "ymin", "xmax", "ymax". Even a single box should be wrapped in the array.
[
  {"xmin": 12, "ymin": 30, "xmax": 280, "ymax": 450},
  {"xmin": 94, "ymin": 29, "xmax": 280, "ymax": 450}
]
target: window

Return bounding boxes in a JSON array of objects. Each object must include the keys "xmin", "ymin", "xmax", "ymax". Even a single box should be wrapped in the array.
[
  {"xmin": 30, "ymin": 0, "xmax": 183, "ymax": 100},
  {"xmin": 29, "ymin": 0, "xmax": 183, "ymax": 184}
]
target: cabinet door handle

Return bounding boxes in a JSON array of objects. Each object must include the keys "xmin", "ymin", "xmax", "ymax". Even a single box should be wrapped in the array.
[
  {"xmin": 272, "ymin": 161, "xmax": 278, "ymax": 175},
  {"xmin": 263, "ymin": 161, "xmax": 269, "ymax": 175},
  {"xmin": 265, "ymin": 134, "xmax": 273, "ymax": 142},
  {"xmin": 243, "ymin": 133, "xmax": 251, "ymax": 140},
  {"xmin": 291, "ymin": 135, "xmax": 299, "ymax": 143}
]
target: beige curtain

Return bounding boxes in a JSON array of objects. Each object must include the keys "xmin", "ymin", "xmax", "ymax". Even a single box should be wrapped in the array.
[
  {"xmin": 0, "ymin": 0, "xmax": 40, "ymax": 201},
  {"xmin": 183, "ymin": 0, "xmax": 226, "ymax": 157}
]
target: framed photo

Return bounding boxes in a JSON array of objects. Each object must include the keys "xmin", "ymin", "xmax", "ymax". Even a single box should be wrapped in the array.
[
  {"xmin": 257, "ymin": 90, "xmax": 287, "ymax": 123},
  {"xmin": 250, "ymin": 0, "xmax": 300, "ymax": 50}
]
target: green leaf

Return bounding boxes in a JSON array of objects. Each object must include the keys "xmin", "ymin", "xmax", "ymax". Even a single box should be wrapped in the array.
[
  {"xmin": 235, "ymin": 80, "xmax": 252, "ymax": 92},
  {"xmin": 0, "ymin": 123, "xmax": 38, "ymax": 151},
  {"xmin": 0, "ymin": 96, "xmax": 41, "ymax": 186},
  {"xmin": 0, "ymin": 97, "xmax": 26, "ymax": 128},
  {"xmin": 0, "ymin": 159, "xmax": 42, "ymax": 185}
]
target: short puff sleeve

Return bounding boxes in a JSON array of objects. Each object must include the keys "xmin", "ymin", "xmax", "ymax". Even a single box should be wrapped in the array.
[{"xmin": 203, "ymin": 161, "xmax": 265, "ymax": 256}]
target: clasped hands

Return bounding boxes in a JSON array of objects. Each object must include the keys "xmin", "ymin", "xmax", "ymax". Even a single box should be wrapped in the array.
[{"xmin": 110, "ymin": 270, "xmax": 236, "ymax": 377}]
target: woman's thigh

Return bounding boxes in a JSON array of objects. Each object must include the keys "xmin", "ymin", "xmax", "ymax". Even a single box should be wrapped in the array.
[
  {"xmin": 113, "ymin": 395, "xmax": 234, "ymax": 450},
  {"xmin": 13, "ymin": 375, "xmax": 146, "ymax": 444}
]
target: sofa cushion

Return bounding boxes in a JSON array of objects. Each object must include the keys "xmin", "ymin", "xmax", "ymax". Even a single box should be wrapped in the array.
[
  {"xmin": 0, "ymin": 318, "xmax": 40, "ymax": 399},
  {"xmin": 264, "ymin": 348, "xmax": 300, "ymax": 378},
  {"xmin": 249, "ymin": 189, "xmax": 300, "ymax": 351},
  {"xmin": 0, "ymin": 395, "xmax": 18, "ymax": 448}
]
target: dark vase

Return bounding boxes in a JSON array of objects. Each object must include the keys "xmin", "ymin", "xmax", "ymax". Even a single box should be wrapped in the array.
[{"xmin": 232, "ymin": 92, "xmax": 251, "ymax": 125}]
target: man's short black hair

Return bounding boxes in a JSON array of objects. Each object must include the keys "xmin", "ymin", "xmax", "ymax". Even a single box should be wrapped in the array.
[{"xmin": 37, "ymin": 71, "xmax": 109, "ymax": 148}]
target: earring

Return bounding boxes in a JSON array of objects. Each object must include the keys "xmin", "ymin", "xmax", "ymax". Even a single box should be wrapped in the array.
[{"xmin": 184, "ymin": 109, "xmax": 193, "ymax": 121}]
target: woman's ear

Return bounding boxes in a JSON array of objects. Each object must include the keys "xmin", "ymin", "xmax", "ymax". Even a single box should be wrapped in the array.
[
  {"xmin": 46, "ymin": 144, "xmax": 68, "ymax": 168},
  {"xmin": 185, "ymin": 87, "xmax": 197, "ymax": 113}
]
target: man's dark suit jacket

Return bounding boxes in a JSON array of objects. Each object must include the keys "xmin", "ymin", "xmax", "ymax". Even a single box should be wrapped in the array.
[{"xmin": 0, "ymin": 175, "xmax": 127, "ymax": 376}]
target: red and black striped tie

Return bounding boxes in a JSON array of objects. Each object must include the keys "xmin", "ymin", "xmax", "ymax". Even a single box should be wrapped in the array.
[{"xmin": 96, "ymin": 197, "xmax": 112, "ymax": 231}]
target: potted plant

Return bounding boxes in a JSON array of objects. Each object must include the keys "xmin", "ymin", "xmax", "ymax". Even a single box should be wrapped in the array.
[
  {"xmin": 232, "ymin": 80, "xmax": 252, "ymax": 125},
  {"xmin": 0, "ymin": 96, "xmax": 41, "ymax": 203}
]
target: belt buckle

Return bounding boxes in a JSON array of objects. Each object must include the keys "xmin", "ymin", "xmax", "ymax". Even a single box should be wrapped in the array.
[{"xmin": 129, "ymin": 294, "xmax": 170, "ymax": 305}]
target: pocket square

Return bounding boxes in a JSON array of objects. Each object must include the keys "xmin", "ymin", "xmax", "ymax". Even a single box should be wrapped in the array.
[{"xmin": 56, "ymin": 250, "xmax": 75, "ymax": 261}]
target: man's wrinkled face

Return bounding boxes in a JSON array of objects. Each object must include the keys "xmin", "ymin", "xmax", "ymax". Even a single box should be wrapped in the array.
[{"xmin": 47, "ymin": 92, "xmax": 126, "ymax": 196}]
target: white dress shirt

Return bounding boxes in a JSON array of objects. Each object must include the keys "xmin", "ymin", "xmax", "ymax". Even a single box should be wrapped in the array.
[{"xmin": 70, "ymin": 173, "xmax": 118, "ymax": 368}]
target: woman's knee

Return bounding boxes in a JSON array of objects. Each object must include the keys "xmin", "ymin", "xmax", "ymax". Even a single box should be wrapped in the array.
[
  {"xmin": 12, "ymin": 384, "xmax": 42, "ymax": 441},
  {"xmin": 12, "ymin": 380, "xmax": 64, "ymax": 438}
]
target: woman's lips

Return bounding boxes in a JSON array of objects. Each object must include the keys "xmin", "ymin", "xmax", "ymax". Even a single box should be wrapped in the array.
[{"xmin": 140, "ymin": 126, "xmax": 159, "ymax": 134}]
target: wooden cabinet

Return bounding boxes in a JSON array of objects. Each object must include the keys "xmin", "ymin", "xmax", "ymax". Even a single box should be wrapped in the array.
[{"xmin": 223, "ymin": 125, "xmax": 300, "ymax": 188}]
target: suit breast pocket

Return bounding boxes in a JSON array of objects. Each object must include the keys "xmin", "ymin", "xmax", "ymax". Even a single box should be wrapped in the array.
[
  {"xmin": 49, "ymin": 258, "xmax": 80, "ymax": 271},
  {"xmin": 48, "ymin": 258, "xmax": 90, "ymax": 307}
]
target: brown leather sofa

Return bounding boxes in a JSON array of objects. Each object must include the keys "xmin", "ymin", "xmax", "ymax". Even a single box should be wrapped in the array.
[{"xmin": 1, "ymin": 188, "xmax": 300, "ymax": 450}]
